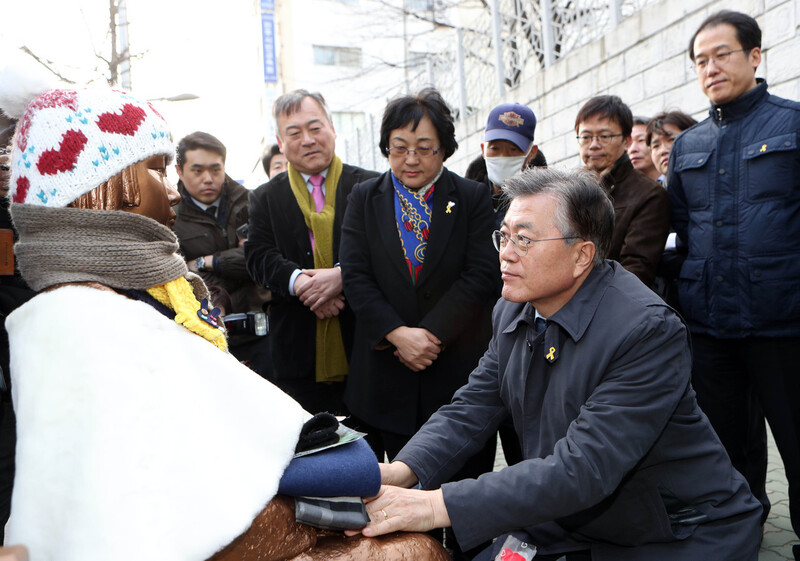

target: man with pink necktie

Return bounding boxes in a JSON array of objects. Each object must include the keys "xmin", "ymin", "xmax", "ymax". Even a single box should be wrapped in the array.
[{"xmin": 246, "ymin": 90, "xmax": 378, "ymax": 414}]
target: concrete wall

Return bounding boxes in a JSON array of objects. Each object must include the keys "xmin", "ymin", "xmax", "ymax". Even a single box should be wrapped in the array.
[{"xmin": 448, "ymin": 0, "xmax": 800, "ymax": 175}]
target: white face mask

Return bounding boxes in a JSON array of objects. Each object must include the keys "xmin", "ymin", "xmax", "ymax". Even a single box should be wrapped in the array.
[{"xmin": 485, "ymin": 154, "xmax": 528, "ymax": 187}]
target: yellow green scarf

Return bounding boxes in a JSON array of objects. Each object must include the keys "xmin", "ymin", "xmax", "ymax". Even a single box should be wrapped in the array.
[{"xmin": 287, "ymin": 156, "xmax": 348, "ymax": 383}]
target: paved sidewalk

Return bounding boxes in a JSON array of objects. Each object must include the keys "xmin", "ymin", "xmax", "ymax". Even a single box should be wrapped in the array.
[
  {"xmin": 492, "ymin": 428, "xmax": 797, "ymax": 560},
  {"xmin": 759, "ymin": 428, "xmax": 795, "ymax": 560}
]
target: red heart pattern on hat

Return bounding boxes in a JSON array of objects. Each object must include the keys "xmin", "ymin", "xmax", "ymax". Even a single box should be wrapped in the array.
[
  {"xmin": 17, "ymin": 90, "xmax": 80, "ymax": 152},
  {"xmin": 37, "ymin": 130, "xmax": 88, "ymax": 175},
  {"xmin": 9, "ymin": 86, "xmax": 173, "ymax": 207},
  {"xmin": 96, "ymin": 103, "xmax": 147, "ymax": 136},
  {"xmin": 13, "ymin": 176, "xmax": 30, "ymax": 204}
]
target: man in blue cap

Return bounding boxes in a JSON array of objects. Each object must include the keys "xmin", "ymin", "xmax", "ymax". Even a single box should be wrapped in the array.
[
  {"xmin": 469, "ymin": 103, "xmax": 540, "ymax": 468},
  {"xmin": 477, "ymin": 103, "xmax": 539, "ymax": 230}
]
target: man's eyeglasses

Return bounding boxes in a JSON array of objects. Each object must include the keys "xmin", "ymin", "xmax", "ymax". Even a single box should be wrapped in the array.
[
  {"xmin": 492, "ymin": 230, "xmax": 579, "ymax": 257},
  {"xmin": 692, "ymin": 49, "xmax": 748, "ymax": 72},
  {"xmin": 387, "ymin": 146, "xmax": 441, "ymax": 158},
  {"xmin": 576, "ymin": 133, "xmax": 624, "ymax": 147}
]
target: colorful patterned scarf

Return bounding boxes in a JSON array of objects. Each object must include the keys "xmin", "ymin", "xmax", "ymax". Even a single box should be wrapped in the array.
[{"xmin": 392, "ymin": 172, "xmax": 435, "ymax": 284}]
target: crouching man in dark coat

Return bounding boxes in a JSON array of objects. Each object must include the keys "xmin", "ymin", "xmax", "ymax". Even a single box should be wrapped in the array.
[{"xmin": 347, "ymin": 167, "xmax": 762, "ymax": 561}]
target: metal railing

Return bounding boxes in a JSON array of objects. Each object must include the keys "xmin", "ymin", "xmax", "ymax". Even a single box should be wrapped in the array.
[{"xmin": 342, "ymin": 0, "xmax": 661, "ymax": 170}]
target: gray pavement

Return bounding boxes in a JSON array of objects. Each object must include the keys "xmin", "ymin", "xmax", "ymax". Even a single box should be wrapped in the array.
[
  {"xmin": 760, "ymin": 428, "xmax": 795, "ymax": 560},
  {"xmin": 492, "ymin": 427, "xmax": 797, "ymax": 560}
]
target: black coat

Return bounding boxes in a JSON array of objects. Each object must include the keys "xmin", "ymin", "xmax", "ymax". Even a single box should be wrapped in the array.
[
  {"xmin": 245, "ymin": 164, "xmax": 379, "ymax": 382},
  {"xmin": 340, "ymin": 169, "xmax": 498, "ymax": 435}
]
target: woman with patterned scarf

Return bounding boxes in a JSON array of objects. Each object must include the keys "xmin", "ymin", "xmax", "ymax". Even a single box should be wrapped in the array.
[
  {"xmin": 0, "ymin": 71, "xmax": 447, "ymax": 561},
  {"xmin": 340, "ymin": 88, "xmax": 499, "ymax": 559}
]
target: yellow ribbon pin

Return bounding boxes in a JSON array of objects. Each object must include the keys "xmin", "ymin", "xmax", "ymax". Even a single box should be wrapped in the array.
[
  {"xmin": 760, "ymin": 144, "xmax": 767, "ymax": 152},
  {"xmin": 545, "ymin": 347, "xmax": 556, "ymax": 361},
  {"xmin": 446, "ymin": 201, "xmax": 455, "ymax": 214}
]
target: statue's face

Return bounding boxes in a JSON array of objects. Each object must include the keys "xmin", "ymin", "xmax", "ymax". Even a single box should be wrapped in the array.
[{"xmin": 124, "ymin": 155, "xmax": 181, "ymax": 227}]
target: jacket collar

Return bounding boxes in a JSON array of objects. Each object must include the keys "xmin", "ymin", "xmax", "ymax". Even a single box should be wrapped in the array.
[
  {"xmin": 599, "ymin": 153, "xmax": 633, "ymax": 195},
  {"xmin": 177, "ymin": 175, "xmax": 246, "ymax": 213},
  {"xmin": 709, "ymin": 79, "xmax": 768, "ymax": 123},
  {"xmin": 177, "ymin": 181, "xmax": 221, "ymax": 212},
  {"xmin": 502, "ymin": 261, "xmax": 613, "ymax": 343}
]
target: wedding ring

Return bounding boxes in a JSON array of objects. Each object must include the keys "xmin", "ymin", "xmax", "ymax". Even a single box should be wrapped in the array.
[{"xmin": 381, "ymin": 508, "xmax": 389, "ymax": 521}]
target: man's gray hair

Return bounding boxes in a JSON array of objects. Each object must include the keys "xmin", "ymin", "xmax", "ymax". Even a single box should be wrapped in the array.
[
  {"xmin": 272, "ymin": 90, "xmax": 332, "ymax": 139},
  {"xmin": 503, "ymin": 167, "xmax": 614, "ymax": 267}
]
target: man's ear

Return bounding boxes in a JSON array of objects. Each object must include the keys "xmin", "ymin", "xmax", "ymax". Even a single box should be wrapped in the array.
[
  {"xmin": 276, "ymin": 134, "xmax": 284, "ymax": 152},
  {"xmin": 621, "ymin": 135, "xmax": 632, "ymax": 151},
  {"xmin": 574, "ymin": 240, "xmax": 595, "ymax": 277},
  {"xmin": 749, "ymin": 46, "xmax": 762, "ymax": 72},
  {"xmin": 175, "ymin": 164, "xmax": 184, "ymax": 181},
  {"xmin": 524, "ymin": 144, "xmax": 539, "ymax": 167}
]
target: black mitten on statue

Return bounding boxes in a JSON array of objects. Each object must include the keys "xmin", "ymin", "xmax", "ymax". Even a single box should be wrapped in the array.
[{"xmin": 294, "ymin": 413, "xmax": 339, "ymax": 453}]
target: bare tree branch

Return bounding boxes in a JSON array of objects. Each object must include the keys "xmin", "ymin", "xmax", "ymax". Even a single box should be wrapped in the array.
[
  {"xmin": 370, "ymin": 0, "xmax": 457, "ymax": 29},
  {"xmin": 18, "ymin": 47, "xmax": 77, "ymax": 84},
  {"xmin": 108, "ymin": 0, "xmax": 119, "ymax": 85}
]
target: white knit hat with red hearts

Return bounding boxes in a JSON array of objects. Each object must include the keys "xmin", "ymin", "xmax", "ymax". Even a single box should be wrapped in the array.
[{"xmin": 0, "ymin": 68, "xmax": 173, "ymax": 208}]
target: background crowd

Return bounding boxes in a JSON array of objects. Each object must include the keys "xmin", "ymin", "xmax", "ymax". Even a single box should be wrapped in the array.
[{"xmin": 0, "ymin": 7, "xmax": 798, "ymax": 561}]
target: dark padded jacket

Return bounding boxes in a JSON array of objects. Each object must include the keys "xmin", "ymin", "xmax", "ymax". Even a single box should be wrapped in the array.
[{"xmin": 668, "ymin": 80, "xmax": 800, "ymax": 338}]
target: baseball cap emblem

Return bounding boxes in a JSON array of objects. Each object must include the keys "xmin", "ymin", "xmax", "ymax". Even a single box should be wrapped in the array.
[{"xmin": 499, "ymin": 111, "xmax": 524, "ymax": 127}]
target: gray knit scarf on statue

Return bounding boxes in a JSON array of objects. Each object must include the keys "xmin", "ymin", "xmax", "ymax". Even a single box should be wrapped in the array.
[{"xmin": 10, "ymin": 204, "xmax": 207, "ymax": 299}]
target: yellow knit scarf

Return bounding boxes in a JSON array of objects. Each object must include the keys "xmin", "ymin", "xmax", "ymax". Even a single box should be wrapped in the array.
[
  {"xmin": 147, "ymin": 277, "xmax": 228, "ymax": 352},
  {"xmin": 287, "ymin": 156, "xmax": 348, "ymax": 383}
]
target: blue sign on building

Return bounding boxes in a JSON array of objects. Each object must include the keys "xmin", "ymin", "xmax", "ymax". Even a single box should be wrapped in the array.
[
  {"xmin": 260, "ymin": 0, "xmax": 274, "ymax": 11},
  {"xmin": 262, "ymin": 11, "xmax": 277, "ymax": 83}
]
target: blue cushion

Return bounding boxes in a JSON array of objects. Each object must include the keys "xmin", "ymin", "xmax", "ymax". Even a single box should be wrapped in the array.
[{"xmin": 278, "ymin": 438, "xmax": 380, "ymax": 497}]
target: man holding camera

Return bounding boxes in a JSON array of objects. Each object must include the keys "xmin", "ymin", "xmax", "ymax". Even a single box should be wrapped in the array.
[{"xmin": 173, "ymin": 131, "xmax": 271, "ymax": 377}]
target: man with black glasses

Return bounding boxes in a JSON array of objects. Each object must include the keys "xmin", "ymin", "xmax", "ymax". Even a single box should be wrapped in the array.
[
  {"xmin": 347, "ymin": 167, "xmax": 762, "ymax": 561},
  {"xmin": 669, "ymin": 11, "xmax": 800, "ymax": 558},
  {"xmin": 575, "ymin": 95, "xmax": 670, "ymax": 286}
]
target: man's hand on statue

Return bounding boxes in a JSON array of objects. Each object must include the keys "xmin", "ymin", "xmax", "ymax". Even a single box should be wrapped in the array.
[
  {"xmin": 298, "ymin": 267, "xmax": 343, "ymax": 309},
  {"xmin": 386, "ymin": 326, "xmax": 442, "ymax": 372},
  {"xmin": 380, "ymin": 461, "xmax": 418, "ymax": 488},
  {"xmin": 343, "ymin": 486, "xmax": 451, "ymax": 538}
]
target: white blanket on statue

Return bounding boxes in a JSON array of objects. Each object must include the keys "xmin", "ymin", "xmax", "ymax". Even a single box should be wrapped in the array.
[{"xmin": 5, "ymin": 285, "xmax": 307, "ymax": 561}]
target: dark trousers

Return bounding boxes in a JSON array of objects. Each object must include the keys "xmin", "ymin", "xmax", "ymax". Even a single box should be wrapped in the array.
[
  {"xmin": 274, "ymin": 377, "xmax": 347, "ymax": 416},
  {"xmin": 352, "ymin": 420, "xmax": 496, "ymax": 477},
  {"xmin": 229, "ymin": 335, "xmax": 272, "ymax": 380},
  {"xmin": 690, "ymin": 333, "xmax": 800, "ymax": 540},
  {"xmin": 0, "ymin": 400, "xmax": 15, "ymax": 544}
]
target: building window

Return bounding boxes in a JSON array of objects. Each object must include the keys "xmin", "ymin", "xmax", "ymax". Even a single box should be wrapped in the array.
[
  {"xmin": 408, "ymin": 51, "xmax": 430, "ymax": 71},
  {"xmin": 407, "ymin": 0, "xmax": 433, "ymax": 10},
  {"xmin": 313, "ymin": 46, "xmax": 362, "ymax": 68},
  {"xmin": 332, "ymin": 112, "xmax": 366, "ymax": 138}
]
